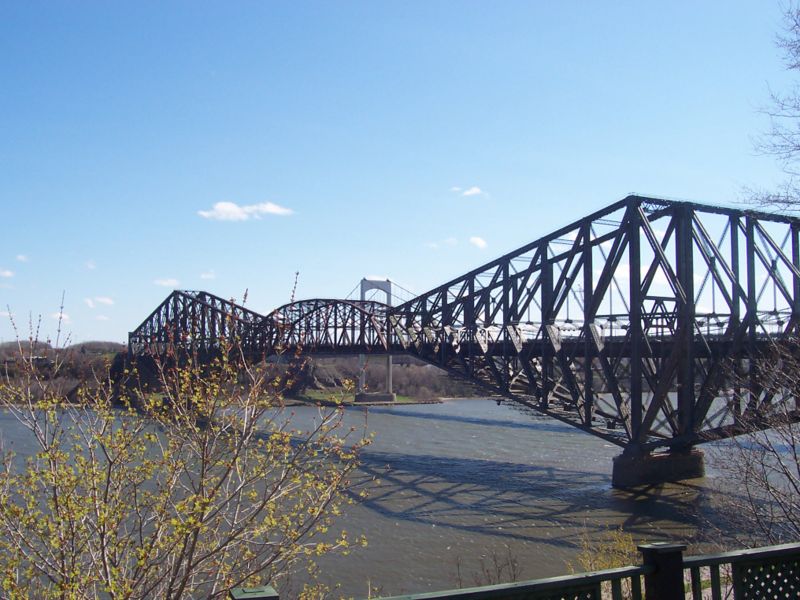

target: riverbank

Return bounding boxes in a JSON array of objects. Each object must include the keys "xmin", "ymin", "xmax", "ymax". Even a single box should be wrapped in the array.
[{"xmin": 283, "ymin": 388, "xmax": 442, "ymax": 407}]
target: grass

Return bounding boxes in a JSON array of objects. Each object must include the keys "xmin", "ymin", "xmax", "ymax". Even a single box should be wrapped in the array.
[{"xmin": 286, "ymin": 388, "xmax": 425, "ymax": 406}]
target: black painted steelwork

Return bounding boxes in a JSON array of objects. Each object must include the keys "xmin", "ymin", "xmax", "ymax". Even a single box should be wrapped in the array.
[
  {"xmin": 129, "ymin": 195, "xmax": 800, "ymax": 451},
  {"xmin": 258, "ymin": 299, "xmax": 390, "ymax": 356},
  {"xmin": 128, "ymin": 290, "xmax": 264, "ymax": 360},
  {"xmin": 129, "ymin": 292, "xmax": 389, "ymax": 360}
]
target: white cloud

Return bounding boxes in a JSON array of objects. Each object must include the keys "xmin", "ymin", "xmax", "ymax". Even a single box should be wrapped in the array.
[
  {"xmin": 51, "ymin": 312, "xmax": 71, "ymax": 324},
  {"xmin": 0, "ymin": 310, "xmax": 10, "ymax": 318},
  {"xmin": 85, "ymin": 296, "xmax": 114, "ymax": 309},
  {"xmin": 86, "ymin": 260, "xmax": 97, "ymax": 270},
  {"xmin": 449, "ymin": 186, "xmax": 462, "ymax": 192},
  {"xmin": 469, "ymin": 236, "xmax": 487, "ymax": 249},
  {"xmin": 0, "ymin": 269, "xmax": 13, "ymax": 278},
  {"xmin": 154, "ymin": 278, "xmax": 180, "ymax": 287},
  {"xmin": 462, "ymin": 187, "xmax": 483, "ymax": 197},
  {"xmin": 198, "ymin": 201, "xmax": 293, "ymax": 221},
  {"xmin": 15, "ymin": 254, "xmax": 28, "ymax": 263},
  {"xmin": 200, "ymin": 270, "xmax": 216, "ymax": 280},
  {"xmin": 96, "ymin": 315, "xmax": 110, "ymax": 321}
]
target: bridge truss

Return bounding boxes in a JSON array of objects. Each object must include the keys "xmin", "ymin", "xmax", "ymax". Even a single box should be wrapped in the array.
[{"xmin": 128, "ymin": 195, "xmax": 800, "ymax": 452}]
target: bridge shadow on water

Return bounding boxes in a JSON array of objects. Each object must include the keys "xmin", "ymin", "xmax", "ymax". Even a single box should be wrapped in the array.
[
  {"xmin": 359, "ymin": 405, "xmax": 575, "ymax": 436},
  {"xmin": 349, "ymin": 448, "xmax": 716, "ymax": 551}
]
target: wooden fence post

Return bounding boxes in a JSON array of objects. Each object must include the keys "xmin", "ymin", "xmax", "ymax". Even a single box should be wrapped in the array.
[{"xmin": 639, "ymin": 542, "xmax": 686, "ymax": 600}]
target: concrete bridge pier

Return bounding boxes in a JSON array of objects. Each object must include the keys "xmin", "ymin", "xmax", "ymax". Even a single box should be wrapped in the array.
[
  {"xmin": 611, "ymin": 448, "xmax": 705, "ymax": 488},
  {"xmin": 355, "ymin": 354, "xmax": 395, "ymax": 402}
]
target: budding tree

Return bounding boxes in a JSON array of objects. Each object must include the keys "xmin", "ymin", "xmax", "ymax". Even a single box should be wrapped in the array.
[
  {"xmin": 685, "ymin": 4, "xmax": 800, "ymax": 549},
  {"xmin": 0, "ymin": 332, "xmax": 367, "ymax": 599},
  {"xmin": 755, "ymin": 4, "xmax": 800, "ymax": 209},
  {"xmin": 709, "ymin": 341, "xmax": 800, "ymax": 545}
]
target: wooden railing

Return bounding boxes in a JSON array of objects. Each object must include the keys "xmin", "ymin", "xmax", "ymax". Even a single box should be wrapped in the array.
[{"xmin": 229, "ymin": 541, "xmax": 800, "ymax": 600}]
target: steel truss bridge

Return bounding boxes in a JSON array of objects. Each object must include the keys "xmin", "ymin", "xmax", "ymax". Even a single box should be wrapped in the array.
[{"xmin": 129, "ymin": 195, "xmax": 800, "ymax": 457}]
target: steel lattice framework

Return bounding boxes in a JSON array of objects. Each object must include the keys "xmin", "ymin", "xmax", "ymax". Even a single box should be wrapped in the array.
[
  {"xmin": 128, "ymin": 290, "xmax": 264, "ymax": 359},
  {"xmin": 129, "ymin": 293, "xmax": 389, "ymax": 360},
  {"xmin": 128, "ymin": 195, "xmax": 800, "ymax": 451},
  {"xmin": 257, "ymin": 299, "xmax": 390, "ymax": 355}
]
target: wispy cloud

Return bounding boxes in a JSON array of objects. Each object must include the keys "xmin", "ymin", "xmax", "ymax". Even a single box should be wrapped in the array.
[
  {"xmin": 154, "ymin": 278, "xmax": 180, "ymax": 287},
  {"xmin": 16, "ymin": 254, "xmax": 28, "ymax": 263},
  {"xmin": 469, "ymin": 236, "xmax": 487, "ymax": 249},
  {"xmin": 198, "ymin": 201, "xmax": 293, "ymax": 221},
  {"xmin": 86, "ymin": 260, "xmax": 97, "ymax": 270},
  {"xmin": 451, "ymin": 185, "xmax": 486, "ymax": 197},
  {"xmin": 0, "ymin": 269, "xmax": 13, "ymax": 278},
  {"xmin": 85, "ymin": 296, "xmax": 114, "ymax": 309},
  {"xmin": 96, "ymin": 315, "xmax": 110, "ymax": 321},
  {"xmin": 200, "ymin": 270, "xmax": 216, "ymax": 280},
  {"xmin": 0, "ymin": 310, "xmax": 10, "ymax": 318},
  {"xmin": 462, "ymin": 186, "xmax": 483, "ymax": 197},
  {"xmin": 51, "ymin": 312, "xmax": 71, "ymax": 324}
]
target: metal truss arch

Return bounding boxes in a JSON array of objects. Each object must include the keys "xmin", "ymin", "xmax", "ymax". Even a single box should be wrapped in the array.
[{"xmin": 259, "ymin": 299, "xmax": 391, "ymax": 355}]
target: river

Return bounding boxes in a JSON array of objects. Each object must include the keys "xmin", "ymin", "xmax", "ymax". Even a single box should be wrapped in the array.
[
  {"xmin": 0, "ymin": 398, "xmax": 735, "ymax": 598},
  {"xmin": 287, "ymin": 398, "xmax": 731, "ymax": 598}
]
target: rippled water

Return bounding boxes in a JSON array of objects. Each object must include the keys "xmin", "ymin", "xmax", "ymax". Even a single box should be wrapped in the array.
[
  {"xmin": 299, "ymin": 399, "xmax": 728, "ymax": 597},
  {"xmin": 0, "ymin": 400, "xmax": 733, "ymax": 598}
]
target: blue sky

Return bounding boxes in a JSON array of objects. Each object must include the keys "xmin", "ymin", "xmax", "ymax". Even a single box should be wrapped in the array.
[{"xmin": 0, "ymin": 1, "xmax": 795, "ymax": 343}]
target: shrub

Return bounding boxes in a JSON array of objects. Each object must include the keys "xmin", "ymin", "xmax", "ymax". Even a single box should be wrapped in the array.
[{"xmin": 0, "ymin": 336, "xmax": 368, "ymax": 599}]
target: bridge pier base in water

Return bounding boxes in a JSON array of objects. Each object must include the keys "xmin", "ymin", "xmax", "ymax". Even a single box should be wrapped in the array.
[{"xmin": 611, "ymin": 449, "xmax": 705, "ymax": 488}]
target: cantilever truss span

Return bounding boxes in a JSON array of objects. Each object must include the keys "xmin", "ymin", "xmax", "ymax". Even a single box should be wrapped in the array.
[
  {"xmin": 128, "ymin": 293, "xmax": 389, "ymax": 360},
  {"xmin": 128, "ymin": 195, "xmax": 800, "ymax": 451}
]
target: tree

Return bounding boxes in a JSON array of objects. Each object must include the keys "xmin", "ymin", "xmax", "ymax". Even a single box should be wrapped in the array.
[
  {"xmin": 755, "ymin": 4, "xmax": 800, "ymax": 209},
  {"xmin": 0, "ymin": 330, "xmax": 367, "ymax": 599},
  {"xmin": 709, "ymin": 340, "xmax": 800, "ymax": 546},
  {"xmin": 704, "ymin": 3, "xmax": 800, "ymax": 547}
]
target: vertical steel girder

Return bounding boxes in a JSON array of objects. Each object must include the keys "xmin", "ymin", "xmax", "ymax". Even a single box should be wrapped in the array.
[{"xmin": 128, "ymin": 195, "xmax": 800, "ymax": 451}]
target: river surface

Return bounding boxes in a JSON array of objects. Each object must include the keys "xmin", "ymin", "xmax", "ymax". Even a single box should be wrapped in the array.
[
  {"xmin": 287, "ymin": 398, "xmax": 731, "ymax": 598},
  {"xmin": 0, "ymin": 399, "xmax": 735, "ymax": 598}
]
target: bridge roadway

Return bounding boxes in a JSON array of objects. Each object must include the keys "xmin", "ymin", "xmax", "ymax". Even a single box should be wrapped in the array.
[{"xmin": 126, "ymin": 195, "xmax": 800, "ymax": 486}]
